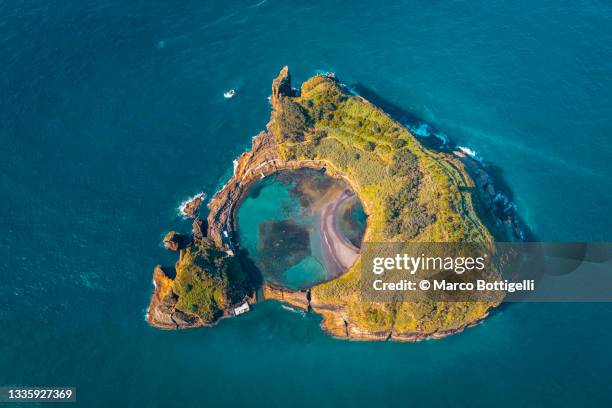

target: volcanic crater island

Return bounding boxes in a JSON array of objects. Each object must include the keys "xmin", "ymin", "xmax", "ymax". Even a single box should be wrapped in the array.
[{"xmin": 147, "ymin": 67, "xmax": 522, "ymax": 341}]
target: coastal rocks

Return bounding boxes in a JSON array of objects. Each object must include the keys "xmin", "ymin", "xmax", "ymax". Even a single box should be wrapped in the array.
[
  {"xmin": 263, "ymin": 282, "xmax": 310, "ymax": 310},
  {"xmin": 148, "ymin": 265, "xmax": 205, "ymax": 329},
  {"xmin": 454, "ymin": 151, "xmax": 523, "ymax": 241},
  {"xmin": 148, "ymin": 301, "xmax": 177, "ymax": 329},
  {"xmin": 148, "ymin": 266, "xmax": 181, "ymax": 329},
  {"xmin": 192, "ymin": 216, "xmax": 207, "ymax": 241},
  {"xmin": 311, "ymin": 307, "xmax": 351, "ymax": 338},
  {"xmin": 180, "ymin": 193, "xmax": 204, "ymax": 218},
  {"xmin": 271, "ymin": 66, "xmax": 293, "ymax": 106},
  {"xmin": 171, "ymin": 309, "xmax": 200, "ymax": 327},
  {"xmin": 206, "ymin": 131, "xmax": 281, "ymax": 246},
  {"xmin": 163, "ymin": 231, "xmax": 189, "ymax": 251},
  {"xmin": 347, "ymin": 325, "xmax": 391, "ymax": 341}
]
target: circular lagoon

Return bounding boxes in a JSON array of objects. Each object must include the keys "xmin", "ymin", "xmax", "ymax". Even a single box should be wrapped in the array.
[{"xmin": 236, "ymin": 168, "xmax": 366, "ymax": 290}]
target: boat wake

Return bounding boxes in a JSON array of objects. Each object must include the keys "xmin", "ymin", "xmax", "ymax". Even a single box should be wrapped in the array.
[{"xmin": 281, "ymin": 305, "xmax": 306, "ymax": 317}]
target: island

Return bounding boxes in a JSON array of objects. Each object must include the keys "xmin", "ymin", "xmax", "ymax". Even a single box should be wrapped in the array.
[{"xmin": 147, "ymin": 67, "xmax": 523, "ymax": 341}]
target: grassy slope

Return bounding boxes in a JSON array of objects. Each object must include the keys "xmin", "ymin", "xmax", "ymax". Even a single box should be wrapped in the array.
[
  {"xmin": 274, "ymin": 75, "xmax": 497, "ymax": 335},
  {"xmin": 173, "ymin": 243, "xmax": 250, "ymax": 324}
]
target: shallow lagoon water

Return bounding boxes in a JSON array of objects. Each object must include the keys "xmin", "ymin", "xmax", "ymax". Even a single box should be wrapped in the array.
[
  {"xmin": 1, "ymin": 0, "xmax": 611, "ymax": 406},
  {"xmin": 237, "ymin": 169, "xmax": 366, "ymax": 289}
]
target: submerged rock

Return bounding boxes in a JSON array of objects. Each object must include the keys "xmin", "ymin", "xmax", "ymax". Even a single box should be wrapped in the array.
[{"xmin": 258, "ymin": 219, "xmax": 311, "ymax": 280}]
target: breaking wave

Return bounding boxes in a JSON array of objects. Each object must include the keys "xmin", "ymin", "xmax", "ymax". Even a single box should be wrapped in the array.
[
  {"xmin": 407, "ymin": 122, "xmax": 449, "ymax": 146},
  {"xmin": 178, "ymin": 192, "xmax": 206, "ymax": 217},
  {"xmin": 457, "ymin": 145, "xmax": 480, "ymax": 160}
]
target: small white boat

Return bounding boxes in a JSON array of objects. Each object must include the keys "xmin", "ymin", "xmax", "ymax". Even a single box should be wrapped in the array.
[{"xmin": 224, "ymin": 89, "xmax": 236, "ymax": 98}]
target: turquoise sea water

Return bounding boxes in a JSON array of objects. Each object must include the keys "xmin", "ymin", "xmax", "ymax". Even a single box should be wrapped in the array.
[
  {"xmin": 1, "ymin": 0, "xmax": 611, "ymax": 406},
  {"xmin": 238, "ymin": 173, "xmax": 324, "ymax": 290}
]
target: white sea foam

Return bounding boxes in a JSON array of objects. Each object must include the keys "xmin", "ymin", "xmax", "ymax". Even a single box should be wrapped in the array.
[
  {"xmin": 494, "ymin": 193, "xmax": 517, "ymax": 212},
  {"xmin": 408, "ymin": 122, "xmax": 449, "ymax": 146},
  {"xmin": 409, "ymin": 123, "xmax": 431, "ymax": 137},
  {"xmin": 334, "ymin": 79, "xmax": 358, "ymax": 95},
  {"xmin": 405, "ymin": 123, "xmax": 524, "ymax": 240},
  {"xmin": 233, "ymin": 159, "xmax": 239, "ymax": 175},
  {"xmin": 178, "ymin": 192, "xmax": 206, "ymax": 217},
  {"xmin": 209, "ymin": 181, "xmax": 230, "ymax": 207},
  {"xmin": 458, "ymin": 145, "xmax": 479, "ymax": 159},
  {"xmin": 315, "ymin": 69, "xmax": 336, "ymax": 78},
  {"xmin": 343, "ymin": 84, "xmax": 358, "ymax": 95},
  {"xmin": 493, "ymin": 193, "xmax": 524, "ymax": 239},
  {"xmin": 433, "ymin": 131, "xmax": 449, "ymax": 145}
]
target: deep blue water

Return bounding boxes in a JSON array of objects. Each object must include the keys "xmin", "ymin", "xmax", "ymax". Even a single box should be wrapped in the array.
[{"xmin": 1, "ymin": 0, "xmax": 611, "ymax": 406}]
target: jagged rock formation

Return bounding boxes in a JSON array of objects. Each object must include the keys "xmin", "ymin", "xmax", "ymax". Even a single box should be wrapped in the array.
[
  {"xmin": 192, "ymin": 216, "xmax": 207, "ymax": 242},
  {"xmin": 181, "ymin": 194, "xmax": 204, "ymax": 218},
  {"xmin": 271, "ymin": 66, "xmax": 293, "ymax": 105},
  {"xmin": 163, "ymin": 231, "xmax": 189, "ymax": 251},
  {"xmin": 455, "ymin": 152, "xmax": 523, "ymax": 241},
  {"xmin": 147, "ymin": 265, "xmax": 200, "ymax": 329},
  {"xmin": 263, "ymin": 283, "xmax": 310, "ymax": 310}
]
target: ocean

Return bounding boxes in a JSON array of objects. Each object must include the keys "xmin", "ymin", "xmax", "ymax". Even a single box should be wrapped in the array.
[{"xmin": 1, "ymin": 0, "xmax": 611, "ymax": 406}]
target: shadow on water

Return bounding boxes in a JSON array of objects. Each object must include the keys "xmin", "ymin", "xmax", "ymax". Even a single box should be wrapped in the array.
[{"xmin": 236, "ymin": 247, "xmax": 264, "ymax": 288}]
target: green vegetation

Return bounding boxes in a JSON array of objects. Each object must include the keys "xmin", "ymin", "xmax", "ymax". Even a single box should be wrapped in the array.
[
  {"xmin": 173, "ymin": 242, "xmax": 250, "ymax": 324},
  {"xmin": 273, "ymin": 97, "xmax": 312, "ymax": 142},
  {"xmin": 162, "ymin": 69, "xmax": 498, "ymax": 337},
  {"xmin": 384, "ymin": 149, "xmax": 433, "ymax": 239},
  {"xmin": 276, "ymin": 74, "xmax": 488, "ymax": 243},
  {"xmin": 269, "ymin": 71, "xmax": 498, "ymax": 336}
]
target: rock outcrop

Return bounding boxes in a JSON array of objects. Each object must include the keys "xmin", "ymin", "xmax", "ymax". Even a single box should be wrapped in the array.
[
  {"xmin": 454, "ymin": 152, "xmax": 524, "ymax": 241},
  {"xmin": 271, "ymin": 66, "xmax": 293, "ymax": 106},
  {"xmin": 262, "ymin": 283, "xmax": 310, "ymax": 310},
  {"xmin": 181, "ymin": 193, "xmax": 204, "ymax": 218},
  {"xmin": 192, "ymin": 216, "xmax": 207, "ymax": 241},
  {"xmin": 162, "ymin": 231, "xmax": 189, "ymax": 251},
  {"xmin": 147, "ymin": 265, "xmax": 201, "ymax": 329}
]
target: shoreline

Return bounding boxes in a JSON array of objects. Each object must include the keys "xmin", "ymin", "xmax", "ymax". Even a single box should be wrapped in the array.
[
  {"xmin": 147, "ymin": 67, "xmax": 522, "ymax": 341},
  {"xmin": 318, "ymin": 188, "xmax": 360, "ymax": 279}
]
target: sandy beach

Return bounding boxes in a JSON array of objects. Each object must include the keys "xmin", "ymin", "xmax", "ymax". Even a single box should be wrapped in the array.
[{"xmin": 319, "ymin": 188, "xmax": 361, "ymax": 278}]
